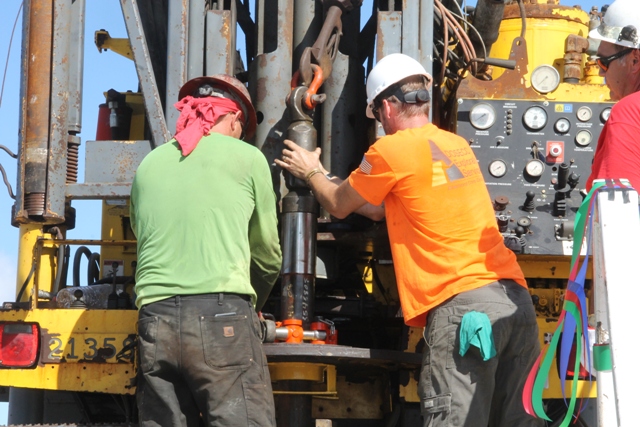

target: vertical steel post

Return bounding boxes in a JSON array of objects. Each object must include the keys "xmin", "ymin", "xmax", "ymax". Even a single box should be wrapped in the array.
[
  {"xmin": 17, "ymin": 0, "xmax": 53, "ymax": 220},
  {"xmin": 275, "ymin": 4, "xmax": 318, "ymax": 423},
  {"xmin": 67, "ymin": 0, "xmax": 85, "ymax": 136},
  {"xmin": 249, "ymin": 0, "xmax": 294, "ymax": 153},
  {"xmin": 419, "ymin": 0, "xmax": 434, "ymax": 118},
  {"xmin": 66, "ymin": 0, "xmax": 85, "ymax": 184},
  {"xmin": 321, "ymin": 6, "xmax": 362, "ymax": 183},
  {"xmin": 376, "ymin": 10, "xmax": 402, "ymax": 59},
  {"xmin": 293, "ymin": 0, "xmax": 319, "ymax": 68},
  {"xmin": 120, "ymin": 0, "xmax": 171, "ymax": 147},
  {"xmin": 8, "ymin": 387, "xmax": 44, "ymax": 424},
  {"xmin": 45, "ymin": 0, "xmax": 72, "ymax": 222},
  {"xmin": 205, "ymin": 1, "xmax": 237, "ymax": 75},
  {"xmin": 165, "ymin": 0, "xmax": 189, "ymax": 135},
  {"xmin": 280, "ymin": 88, "xmax": 317, "ymax": 330},
  {"xmin": 187, "ymin": 0, "xmax": 206, "ymax": 79},
  {"xmin": 401, "ymin": 0, "xmax": 419, "ymax": 59}
]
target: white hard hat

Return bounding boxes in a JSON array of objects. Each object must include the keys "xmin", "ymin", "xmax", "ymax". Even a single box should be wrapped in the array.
[
  {"xmin": 589, "ymin": 0, "xmax": 640, "ymax": 49},
  {"xmin": 365, "ymin": 53, "xmax": 432, "ymax": 119}
]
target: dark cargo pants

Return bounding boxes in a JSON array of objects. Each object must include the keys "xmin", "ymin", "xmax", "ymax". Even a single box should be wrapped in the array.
[
  {"xmin": 136, "ymin": 293, "xmax": 276, "ymax": 427},
  {"xmin": 419, "ymin": 280, "xmax": 544, "ymax": 427}
]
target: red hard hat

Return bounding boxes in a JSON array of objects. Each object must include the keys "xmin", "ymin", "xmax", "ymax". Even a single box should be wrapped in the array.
[{"xmin": 178, "ymin": 74, "xmax": 257, "ymax": 140}]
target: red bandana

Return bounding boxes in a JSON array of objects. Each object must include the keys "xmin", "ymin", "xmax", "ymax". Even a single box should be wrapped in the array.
[{"xmin": 173, "ymin": 96, "xmax": 244, "ymax": 156}]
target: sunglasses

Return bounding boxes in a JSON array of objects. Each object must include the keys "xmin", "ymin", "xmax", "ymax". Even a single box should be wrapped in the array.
[
  {"xmin": 372, "ymin": 104, "xmax": 381, "ymax": 121},
  {"xmin": 596, "ymin": 48, "xmax": 634, "ymax": 72}
]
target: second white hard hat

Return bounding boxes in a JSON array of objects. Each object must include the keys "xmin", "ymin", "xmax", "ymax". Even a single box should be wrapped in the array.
[
  {"xmin": 589, "ymin": 0, "xmax": 640, "ymax": 49},
  {"xmin": 365, "ymin": 53, "xmax": 432, "ymax": 119}
]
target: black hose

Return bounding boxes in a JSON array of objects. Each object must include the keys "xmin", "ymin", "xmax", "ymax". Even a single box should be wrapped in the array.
[
  {"xmin": 517, "ymin": 0, "xmax": 527, "ymax": 39},
  {"xmin": 0, "ymin": 163, "xmax": 15, "ymax": 199},
  {"xmin": 15, "ymin": 263, "xmax": 36, "ymax": 303},
  {"xmin": 72, "ymin": 246, "xmax": 93, "ymax": 287},
  {"xmin": 52, "ymin": 244, "xmax": 68, "ymax": 293},
  {"xmin": 0, "ymin": 145, "xmax": 17, "ymax": 158},
  {"xmin": 60, "ymin": 245, "xmax": 70, "ymax": 289},
  {"xmin": 88, "ymin": 252, "xmax": 101, "ymax": 285}
]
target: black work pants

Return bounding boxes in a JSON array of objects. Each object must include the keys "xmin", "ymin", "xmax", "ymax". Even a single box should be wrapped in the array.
[{"xmin": 137, "ymin": 293, "xmax": 276, "ymax": 427}]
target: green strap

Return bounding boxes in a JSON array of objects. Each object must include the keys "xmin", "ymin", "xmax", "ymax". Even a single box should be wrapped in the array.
[{"xmin": 572, "ymin": 181, "xmax": 607, "ymax": 266}]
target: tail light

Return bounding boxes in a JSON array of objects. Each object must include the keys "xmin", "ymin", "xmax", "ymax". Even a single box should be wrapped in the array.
[{"xmin": 0, "ymin": 323, "xmax": 39, "ymax": 368}]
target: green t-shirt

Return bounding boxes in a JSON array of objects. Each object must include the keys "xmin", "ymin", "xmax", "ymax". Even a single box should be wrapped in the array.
[{"xmin": 130, "ymin": 134, "xmax": 282, "ymax": 309}]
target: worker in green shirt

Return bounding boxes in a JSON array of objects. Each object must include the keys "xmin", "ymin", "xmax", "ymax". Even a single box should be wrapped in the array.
[{"xmin": 130, "ymin": 74, "xmax": 282, "ymax": 427}]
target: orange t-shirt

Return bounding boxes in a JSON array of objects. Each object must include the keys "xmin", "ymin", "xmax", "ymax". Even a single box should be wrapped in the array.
[{"xmin": 349, "ymin": 123, "xmax": 526, "ymax": 327}]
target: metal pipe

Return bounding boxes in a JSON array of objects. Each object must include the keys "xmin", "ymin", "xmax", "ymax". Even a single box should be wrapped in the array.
[
  {"xmin": 402, "ymin": 0, "xmax": 420, "ymax": 59},
  {"xmin": 46, "ymin": 0, "xmax": 72, "ymax": 223},
  {"xmin": 8, "ymin": 388, "xmax": 44, "ymax": 424},
  {"xmin": 249, "ymin": 0, "xmax": 293, "ymax": 151},
  {"xmin": 120, "ymin": 0, "xmax": 171, "ymax": 147},
  {"xmin": 22, "ymin": 0, "xmax": 53, "ymax": 218},
  {"xmin": 274, "ymin": 328, "xmax": 327, "ymax": 341},
  {"xmin": 293, "ymin": 0, "xmax": 319, "ymax": 71},
  {"xmin": 205, "ymin": 3, "xmax": 237, "ymax": 75},
  {"xmin": 275, "ymin": 382, "xmax": 313, "ymax": 427},
  {"xmin": 165, "ymin": 0, "xmax": 189, "ymax": 135},
  {"xmin": 321, "ymin": 5, "xmax": 361, "ymax": 184},
  {"xmin": 419, "ymin": 0, "xmax": 434, "ymax": 78},
  {"xmin": 187, "ymin": 0, "xmax": 205, "ymax": 79},
  {"xmin": 66, "ymin": 0, "xmax": 85, "ymax": 184},
  {"xmin": 67, "ymin": 0, "xmax": 85, "ymax": 135},
  {"xmin": 280, "ymin": 87, "xmax": 318, "ymax": 329}
]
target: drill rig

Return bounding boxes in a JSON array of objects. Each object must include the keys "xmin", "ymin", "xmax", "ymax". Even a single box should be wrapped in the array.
[{"xmin": 0, "ymin": 0, "xmax": 611, "ymax": 425}]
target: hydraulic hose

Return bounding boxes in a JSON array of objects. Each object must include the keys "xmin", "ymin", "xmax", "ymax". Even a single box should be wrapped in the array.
[{"xmin": 72, "ymin": 246, "xmax": 101, "ymax": 287}]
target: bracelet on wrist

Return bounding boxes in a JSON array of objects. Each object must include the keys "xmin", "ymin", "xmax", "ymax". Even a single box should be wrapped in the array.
[{"xmin": 305, "ymin": 168, "xmax": 323, "ymax": 184}]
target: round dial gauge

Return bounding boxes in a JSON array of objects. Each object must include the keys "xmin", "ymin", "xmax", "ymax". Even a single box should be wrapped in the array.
[
  {"xmin": 531, "ymin": 65, "xmax": 561, "ymax": 94},
  {"xmin": 470, "ymin": 103, "xmax": 497, "ymax": 130},
  {"xmin": 554, "ymin": 118, "xmax": 571, "ymax": 134},
  {"xmin": 576, "ymin": 106, "xmax": 592, "ymax": 122},
  {"xmin": 525, "ymin": 159, "xmax": 545, "ymax": 177},
  {"xmin": 600, "ymin": 107, "xmax": 611, "ymax": 123},
  {"xmin": 523, "ymin": 106, "xmax": 548, "ymax": 131},
  {"xmin": 488, "ymin": 159, "xmax": 507, "ymax": 178},
  {"xmin": 575, "ymin": 129, "xmax": 593, "ymax": 147}
]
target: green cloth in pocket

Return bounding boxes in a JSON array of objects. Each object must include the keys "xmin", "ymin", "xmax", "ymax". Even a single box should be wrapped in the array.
[{"xmin": 459, "ymin": 311, "xmax": 496, "ymax": 361}]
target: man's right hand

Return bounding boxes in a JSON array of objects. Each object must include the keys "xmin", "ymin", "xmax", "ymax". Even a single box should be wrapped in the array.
[{"xmin": 274, "ymin": 139, "xmax": 322, "ymax": 181}]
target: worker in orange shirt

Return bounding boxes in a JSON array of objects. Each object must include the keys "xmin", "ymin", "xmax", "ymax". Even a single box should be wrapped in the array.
[{"xmin": 276, "ymin": 53, "xmax": 543, "ymax": 427}]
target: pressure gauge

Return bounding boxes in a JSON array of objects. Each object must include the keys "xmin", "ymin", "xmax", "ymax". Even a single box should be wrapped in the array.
[
  {"xmin": 576, "ymin": 106, "xmax": 592, "ymax": 122},
  {"xmin": 554, "ymin": 118, "xmax": 571, "ymax": 134},
  {"xmin": 531, "ymin": 65, "xmax": 561, "ymax": 94},
  {"xmin": 525, "ymin": 159, "xmax": 545, "ymax": 178},
  {"xmin": 470, "ymin": 103, "xmax": 497, "ymax": 130},
  {"xmin": 600, "ymin": 107, "xmax": 611, "ymax": 123},
  {"xmin": 488, "ymin": 159, "xmax": 508, "ymax": 178},
  {"xmin": 523, "ymin": 106, "xmax": 548, "ymax": 131},
  {"xmin": 575, "ymin": 129, "xmax": 593, "ymax": 147}
]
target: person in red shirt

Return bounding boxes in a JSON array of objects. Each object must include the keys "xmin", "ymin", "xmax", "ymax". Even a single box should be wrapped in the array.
[
  {"xmin": 586, "ymin": 0, "xmax": 640, "ymax": 190},
  {"xmin": 276, "ymin": 53, "xmax": 542, "ymax": 427}
]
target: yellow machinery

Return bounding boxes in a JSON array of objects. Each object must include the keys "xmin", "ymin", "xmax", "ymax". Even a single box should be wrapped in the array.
[{"xmin": 0, "ymin": 0, "xmax": 611, "ymax": 425}]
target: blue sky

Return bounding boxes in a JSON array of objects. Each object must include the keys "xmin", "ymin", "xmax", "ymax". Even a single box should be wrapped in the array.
[{"xmin": 0, "ymin": 0, "xmax": 610, "ymax": 423}]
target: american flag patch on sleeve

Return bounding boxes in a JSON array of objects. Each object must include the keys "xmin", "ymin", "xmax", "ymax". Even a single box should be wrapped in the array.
[{"xmin": 359, "ymin": 156, "xmax": 373, "ymax": 175}]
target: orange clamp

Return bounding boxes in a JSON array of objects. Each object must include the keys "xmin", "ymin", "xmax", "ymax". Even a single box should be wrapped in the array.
[{"xmin": 282, "ymin": 319, "xmax": 304, "ymax": 344}]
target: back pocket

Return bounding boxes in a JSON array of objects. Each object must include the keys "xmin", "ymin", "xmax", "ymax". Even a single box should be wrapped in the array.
[
  {"xmin": 137, "ymin": 316, "xmax": 158, "ymax": 373},
  {"xmin": 201, "ymin": 315, "xmax": 252, "ymax": 369}
]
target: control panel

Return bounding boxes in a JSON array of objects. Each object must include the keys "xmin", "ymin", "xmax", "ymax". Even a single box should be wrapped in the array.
[{"xmin": 456, "ymin": 99, "xmax": 613, "ymax": 255}]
